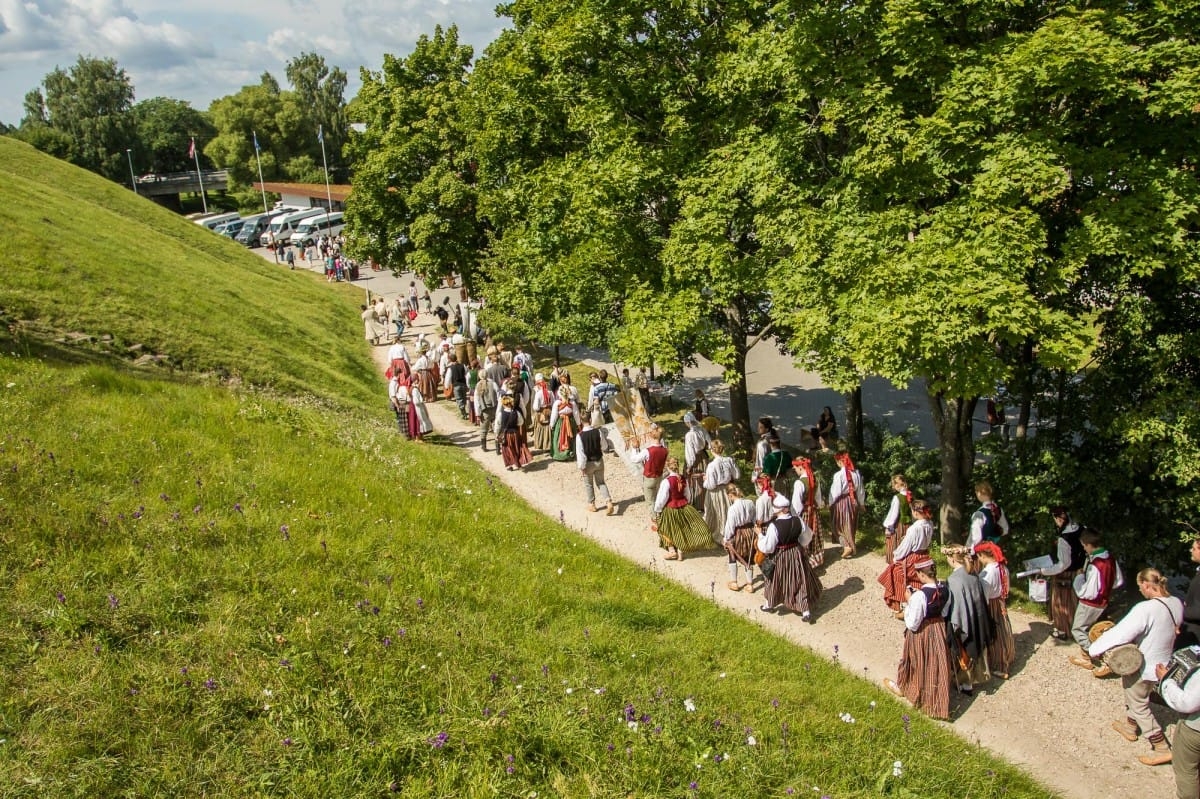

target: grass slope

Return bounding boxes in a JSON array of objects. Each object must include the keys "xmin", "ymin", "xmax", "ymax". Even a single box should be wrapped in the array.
[
  {"xmin": 0, "ymin": 140, "xmax": 1054, "ymax": 797},
  {"xmin": 0, "ymin": 136, "xmax": 376, "ymax": 409}
]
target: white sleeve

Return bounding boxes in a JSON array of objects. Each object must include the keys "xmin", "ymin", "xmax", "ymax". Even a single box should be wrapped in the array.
[
  {"xmin": 757, "ymin": 522, "xmax": 779, "ymax": 555},
  {"xmin": 790, "ymin": 482, "xmax": 805, "ymax": 516},
  {"xmin": 629, "ymin": 446, "xmax": 649, "ymax": 465},
  {"xmin": 979, "ymin": 564, "xmax": 1001, "ymax": 598},
  {"xmin": 1041, "ymin": 537, "xmax": 1074, "ymax": 577},
  {"xmin": 653, "ymin": 478, "xmax": 671, "ymax": 515},
  {"xmin": 722, "ymin": 504, "xmax": 741, "ymax": 542},
  {"xmin": 854, "ymin": 471, "xmax": 865, "ymax": 505},
  {"xmin": 892, "ymin": 526, "xmax": 918, "ymax": 560},
  {"xmin": 904, "ymin": 589, "xmax": 928, "ymax": 632},
  {"xmin": 884, "ymin": 496, "xmax": 900, "ymax": 529},
  {"xmin": 1074, "ymin": 564, "xmax": 1101, "ymax": 601},
  {"xmin": 702, "ymin": 460, "xmax": 719, "ymax": 490},
  {"xmin": 1162, "ymin": 674, "xmax": 1200, "ymax": 715},
  {"xmin": 968, "ymin": 512, "xmax": 985, "ymax": 548},
  {"xmin": 575, "ymin": 437, "xmax": 587, "ymax": 469},
  {"xmin": 828, "ymin": 472, "xmax": 846, "ymax": 504},
  {"xmin": 1089, "ymin": 603, "xmax": 1149, "ymax": 658},
  {"xmin": 548, "ymin": 403, "xmax": 560, "ymax": 427}
]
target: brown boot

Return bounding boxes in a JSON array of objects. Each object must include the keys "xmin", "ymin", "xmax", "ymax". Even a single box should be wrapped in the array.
[
  {"xmin": 1138, "ymin": 741, "xmax": 1172, "ymax": 766},
  {"xmin": 586, "ymin": 503, "xmax": 597, "ymax": 513},
  {"xmin": 1068, "ymin": 648, "xmax": 1095, "ymax": 670}
]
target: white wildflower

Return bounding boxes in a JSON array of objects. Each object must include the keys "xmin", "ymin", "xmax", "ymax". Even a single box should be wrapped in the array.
[
  {"xmin": 565, "ymin": 688, "xmax": 573, "ymax": 694},
  {"xmin": 892, "ymin": 760, "xmax": 903, "ymax": 778},
  {"xmin": 684, "ymin": 698, "xmax": 697, "ymax": 712},
  {"xmin": 628, "ymin": 721, "xmax": 639, "ymax": 732},
  {"xmin": 747, "ymin": 735, "xmax": 757, "ymax": 746}
]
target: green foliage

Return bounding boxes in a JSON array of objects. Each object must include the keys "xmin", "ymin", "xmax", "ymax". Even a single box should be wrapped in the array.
[
  {"xmin": 19, "ymin": 55, "xmax": 136, "ymax": 182},
  {"xmin": 131, "ymin": 97, "xmax": 215, "ymax": 175},
  {"xmin": 345, "ymin": 26, "xmax": 482, "ymax": 284}
]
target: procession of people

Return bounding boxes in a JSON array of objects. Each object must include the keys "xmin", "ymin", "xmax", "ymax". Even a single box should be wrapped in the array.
[{"xmin": 367, "ymin": 279, "xmax": 1200, "ymax": 795}]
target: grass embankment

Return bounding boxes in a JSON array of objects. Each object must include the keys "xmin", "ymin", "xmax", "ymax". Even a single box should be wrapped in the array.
[{"xmin": 0, "ymin": 138, "xmax": 1053, "ymax": 797}]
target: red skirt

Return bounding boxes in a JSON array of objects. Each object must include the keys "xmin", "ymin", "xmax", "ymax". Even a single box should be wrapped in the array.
[
  {"xmin": 897, "ymin": 617, "xmax": 953, "ymax": 721},
  {"xmin": 877, "ymin": 549, "xmax": 930, "ymax": 611},
  {"xmin": 763, "ymin": 545, "xmax": 822, "ymax": 615},
  {"xmin": 501, "ymin": 430, "xmax": 532, "ymax": 468}
]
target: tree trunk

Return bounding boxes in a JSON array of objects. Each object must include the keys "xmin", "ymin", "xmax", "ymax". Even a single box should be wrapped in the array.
[
  {"xmin": 728, "ymin": 335, "xmax": 753, "ymax": 460},
  {"xmin": 928, "ymin": 391, "xmax": 978, "ymax": 545},
  {"xmin": 1014, "ymin": 339, "xmax": 1034, "ymax": 441},
  {"xmin": 844, "ymin": 385, "xmax": 864, "ymax": 455}
]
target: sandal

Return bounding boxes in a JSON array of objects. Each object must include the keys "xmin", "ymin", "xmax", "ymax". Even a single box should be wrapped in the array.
[
  {"xmin": 664, "ymin": 551, "xmax": 680, "ymax": 561},
  {"xmin": 727, "ymin": 581, "xmax": 742, "ymax": 592},
  {"xmin": 882, "ymin": 678, "xmax": 904, "ymax": 697}
]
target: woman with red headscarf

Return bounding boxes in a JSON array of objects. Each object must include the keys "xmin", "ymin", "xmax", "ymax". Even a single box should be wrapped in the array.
[
  {"xmin": 974, "ymin": 542, "xmax": 1014, "ymax": 679},
  {"xmin": 878, "ymin": 499, "xmax": 935, "ymax": 613},
  {"xmin": 789, "ymin": 456, "xmax": 825, "ymax": 568},
  {"xmin": 882, "ymin": 474, "xmax": 914, "ymax": 564},
  {"xmin": 828, "ymin": 451, "xmax": 864, "ymax": 558}
]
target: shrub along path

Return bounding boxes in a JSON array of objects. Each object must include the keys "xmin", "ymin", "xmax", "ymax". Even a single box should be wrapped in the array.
[{"xmin": 369, "ymin": 309, "xmax": 1173, "ymax": 799}]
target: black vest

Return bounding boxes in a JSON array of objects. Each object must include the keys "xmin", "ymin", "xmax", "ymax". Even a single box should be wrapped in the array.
[
  {"xmin": 580, "ymin": 428, "xmax": 603, "ymax": 462},
  {"xmin": 1060, "ymin": 528, "xmax": 1086, "ymax": 572}
]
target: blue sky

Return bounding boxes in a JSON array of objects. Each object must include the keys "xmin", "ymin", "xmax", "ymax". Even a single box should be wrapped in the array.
[{"xmin": 0, "ymin": 0, "xmax": 507, "ymax": 125}]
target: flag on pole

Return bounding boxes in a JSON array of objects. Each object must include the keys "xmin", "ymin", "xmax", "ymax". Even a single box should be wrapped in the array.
[
  {"xmin": 317, "ymin": 124, "xmax": 324, "ymax": 144},
  {"xmin": 253, "ymin": 131, "xmax": 260, "ymax": 153},
  {"xmin": 188, "ymin": 137, "xmax": 196, "ymax": 159}
]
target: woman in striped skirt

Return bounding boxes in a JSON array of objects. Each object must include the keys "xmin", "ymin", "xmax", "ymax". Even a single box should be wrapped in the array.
[
  {"xmin": 653, "ymin": 457, "xmax": 714, "ymax": 561},
  {"xmin": 757, "ymin": 494, "xmax": 822, "ymax": 621},
  {"xmin": 722, "ymin": 484, "xmax": 759, "ymax": 592},
  {"xmin": 878, "ymin": 499, "xmax": 935, "ymax": 613},
  {"xmin": 702, "ymin": 439, "xmax": 740, "ymax": 545},
  {"xmin": 827, "ymin": 450, "xmax": 864, "ymax": 558},
  {"xmin": 974, "ymin": 542, "xmax": 1015, "ymax": 679},
  {"xmin": 789, "ymin": 457, "xmax": 825, "ymax": 568},
  {"xmin": 884, "ymin": 558, "xmax": 953, "ymax": 720},
  {"xmin": 882, "ymin": 474, "xmax": 913, "ymax": 564}
]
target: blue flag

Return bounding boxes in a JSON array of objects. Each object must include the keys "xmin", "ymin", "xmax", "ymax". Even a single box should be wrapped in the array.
[
  {"xmin": 317, "ymin": 124, "xmax": 324, "ymax": 144},
  {"xmin": 253, "ymin": 130, "xmax": 260, "ymax": 152}
]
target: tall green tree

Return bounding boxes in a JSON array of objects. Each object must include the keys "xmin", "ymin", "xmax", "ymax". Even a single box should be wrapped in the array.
[
  {"xmin": 346, "ymin": 26, "xmax": 483, "ymax": 283},
  {"xmin": 286, "ymin": 53, "xmax": 350, "ymax": 177},
  {"xmin": 16, "ymin": 55, "xmax": 136, "ymax": 182},
  {"xmin": 131, "ymin": 97, "xmax": 214, "ymax": 174}
]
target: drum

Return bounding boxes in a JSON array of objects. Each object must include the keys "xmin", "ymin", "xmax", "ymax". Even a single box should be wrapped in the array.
[{"xmin": 1088, "ymin": 621, "xmax": 1144, "ymax": 676}]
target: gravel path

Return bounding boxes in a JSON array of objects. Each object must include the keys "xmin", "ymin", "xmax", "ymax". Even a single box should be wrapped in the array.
[{"xmin": 368, "ymin": 311, "xmax": 1177, "ymax": 799}]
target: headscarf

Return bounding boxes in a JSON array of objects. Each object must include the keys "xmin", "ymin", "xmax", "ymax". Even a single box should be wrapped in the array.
[
  {"xmin": 973, "ymin": 542, "xmax": 1009, "ymax": 596},
  {"xmin": 756, "ymin": 474, "xmax": 774, "ymax": 498},
  {"xmin": 836, "ymin": 451, "xmax": 857, "ymax": 487},
  {"xmin": 791, "ymin": 456, "xmax": 817, "ymax": 504}
]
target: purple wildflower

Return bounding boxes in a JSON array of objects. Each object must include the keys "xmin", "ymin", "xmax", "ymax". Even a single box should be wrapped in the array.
[
  {"xmin": 541, "ymin": 664, "xmax": 549, "ymax": 676},
  {"xmin": 280, "ymin": 658, "xmax": 292, "ymax": 669},
  {"xmin": 233, "ymin": 503, "xmax": 242, "ymax": 514},
  {"xmin": 607, "ymin": 743, "xmax": 615, "ymax": 752},
  {"xmin": 772, "ymin": 698, "xmax": 780, "ymax": 709},
  {"xmin": 506, "ymin": 766, "xmax": 514, "ymax": 774},
  {"xmin": 131, "ymin": 506, "xmax": 144, "ymax": 519},
  {"xmin": 416, "ymin": 598, "xmax": 424, "ymax": 609},
  {"xmin": 428, "ymin": 731, "xmax": 448, "ymax": 748},
  {"xmin": 689, "ymin": 781, "xmax": 698, "ymax": 791},
  {"xmin": 280, "ymin": 524, "xmax": 289, "ymax": 539},
  {"xmin": 180, "ymin": 667, "xmax": 189, "ymax": 675},
  {"xmin": 204, "ymin": 678, "xmax": 217, "ymax": 691},
  {"xmin": 624, "ymin": 704, "xmax": 637, "ymax": 722},
  {"xmin": 193, "ymin": 505, "xmax": 202, "ymax": 515},
  {"xmin": 108, "ymin": 594, "xmax": 119, "ymax": 609},
  {"xmin": 282, "ymin": 737, "xmax": 293, "ymax": 746},
  {"xmin": 160, "ymin": 493, "xmax": 170, "ymax": 502},
  {"xmin": 55, "ymin": 591, "xmax": 65, "ymax": 604},
  {"xmin": 382, "ymin": 637, "xmax": 392, "ymax": 647},
  {"xmin": 506, "ymin": 755, "xmax": 514, "ymax": 763},
  {"xmin": 398, "ymin": 628, "xmax": 406, "ymax": 637}
]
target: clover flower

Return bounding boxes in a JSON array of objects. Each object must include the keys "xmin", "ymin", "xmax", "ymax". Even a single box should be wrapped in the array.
[{"xmin": 683, "ymin": 698, "xmax": 696, "ymax": 712}]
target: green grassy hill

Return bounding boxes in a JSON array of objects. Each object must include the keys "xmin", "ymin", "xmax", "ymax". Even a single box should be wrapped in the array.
[{"xmin": 0, "ymin": 138, "xmax": 1054, "ymax": 798}]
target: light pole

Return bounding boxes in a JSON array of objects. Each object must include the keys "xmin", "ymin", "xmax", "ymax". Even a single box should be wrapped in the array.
[{"xmin": 126, "ymin": 148, "xmax": 137, "ymax": 194}]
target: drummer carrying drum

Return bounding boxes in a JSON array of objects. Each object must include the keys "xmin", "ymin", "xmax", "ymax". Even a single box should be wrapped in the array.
[{"xmin": 1089, "ymin": 568, "xmax": 1183, "ymax": 767}]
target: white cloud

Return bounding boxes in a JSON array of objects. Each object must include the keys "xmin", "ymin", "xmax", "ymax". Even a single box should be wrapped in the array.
[{"xmin": 0, "ymin": 0, "xmax": 506, "ymax": 123}]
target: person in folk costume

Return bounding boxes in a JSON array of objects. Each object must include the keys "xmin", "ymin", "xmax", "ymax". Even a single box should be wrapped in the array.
[
  {"xmin": 722, "ymin": 484, "xmax": 759, "ymax": 592},
  {"xmin": 413, "ymin": 345, "xmax": 439, "ymax": 403},
  {"xmin": 1068, "ymin": 528, "xmax": 1119, "ymax": 672},
  {"xmin": 942, "ymin": 545, "xmax": 994, "ymax": 694},
  {"xmin": 1158, "ymin": 659, "xmax": 1200, "ymax": 798},
  {"xmin": 751, "ymin": 417, "xmax": 776, "ymax": 493},
  {"xmin": 628, "ymin": 426, "xmax": 669, "ymax": 504},
  {"xmin": 878, "ymin": 499, "xmax": 936, "ymax": 614},
  {"xmin": 753, "ymin": 475, "xmax": 776, "ymax": 527},
  {"xmin": 475, "ymin": 365, "xmax": 499, "ymax": 452},
  {"xmin": 757, "ymin": 493, "xmax": 822, "ymax": 621},
  {"xmin": 702, "ymin": 439, "xmax": 740, "ymax": 545},
  {"xmin": 548, "ymin": 385, "xmax": 581, "ymax": 462},
  {"xmin": 530, "ymin": 373, "xmax": 555, "ymax": 452},
  {"xmin": 828, "ymin": 450, "xmax": 865, "ymax": 558},
  {"xmin": 576, "ymin": 417, "xmax": 615, "ymax": 514},
  {"xmin": 682, "ymin": 412, "xmax": 711, "ymax": 511},
  {"xmin": 387, "ymin": 338, "xmax": 410, "ymax": 373},
  {"xmin": 1039, "ymin": 505, "xmax": 1086, "ymax": 641},
  {"xmin": 652, "ymin": 456, "xmax": 714, "ymax": 561},
  {"xmin": 789, "ymin": 456, "xmax": 826, "ymax": 568},
  {"xmin": 883, "ymin": 474, "xmax": 914, "ymax": 565},
  {"xmin": 884, "ymin": 558, "xmax": 954, "ymax": 721},
  {"xmin": 501, "ymin": 376, "xmax": 530, "ymax": 445},
  {"xmin": 493, "ymin": 395, "xmax": 531, "ymax": 471},
  {"xmin": 1091, "ymin": 568, "xmax": 1183, "ymax": 767},
  {"xmin": 974, "ymin": 541, "xmax": 1015, "ymax": 680},
  {"xmin": 968, "ymin": 480, "xmax": 1010, "ymax": 547},
  {"xmin": 760, "ymin": 433, "xmax": 791, "ymax": 496},
  {"xmin": 465, "ymin": 359, "xmax": 481, "ymax": 425},
  {"xmin": 387, "ymin": 366, "xmax": 410, "ymax": 437},
  {"xmin": 406, "ymin": 373, "xmax": 433, "ymax": 441}
]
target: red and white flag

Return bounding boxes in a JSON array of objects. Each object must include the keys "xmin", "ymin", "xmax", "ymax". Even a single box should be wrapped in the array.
[{"xmin": 188, "ymin": 138, "xmax": 196, "ymax": 159}]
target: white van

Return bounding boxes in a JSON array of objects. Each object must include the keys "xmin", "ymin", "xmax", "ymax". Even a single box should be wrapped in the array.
[
  {"xmin": 261, "ymin": 208, "xmax": 324, "ymax": 248},
  {"xmin": 195, "ymin": 212, "xmax": 240, "ymax": 231},
  {"xmin": 289, "ymin": 211, "xmax": 346, "ymax": 248}
]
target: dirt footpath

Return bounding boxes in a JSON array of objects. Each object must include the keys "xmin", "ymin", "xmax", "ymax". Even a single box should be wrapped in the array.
[{"xmin": 370, "ymin": 318, "xmax": 1174, "ymax": 799}]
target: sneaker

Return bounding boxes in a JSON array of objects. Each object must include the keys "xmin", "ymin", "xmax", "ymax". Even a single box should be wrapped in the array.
[
  {"xmin": 759, "ymin": 604, "xmax": 776, "ymax": 613},
  {"xmin": 801, "ymin": 611, "xmax": 812, "ymax": 623}
]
